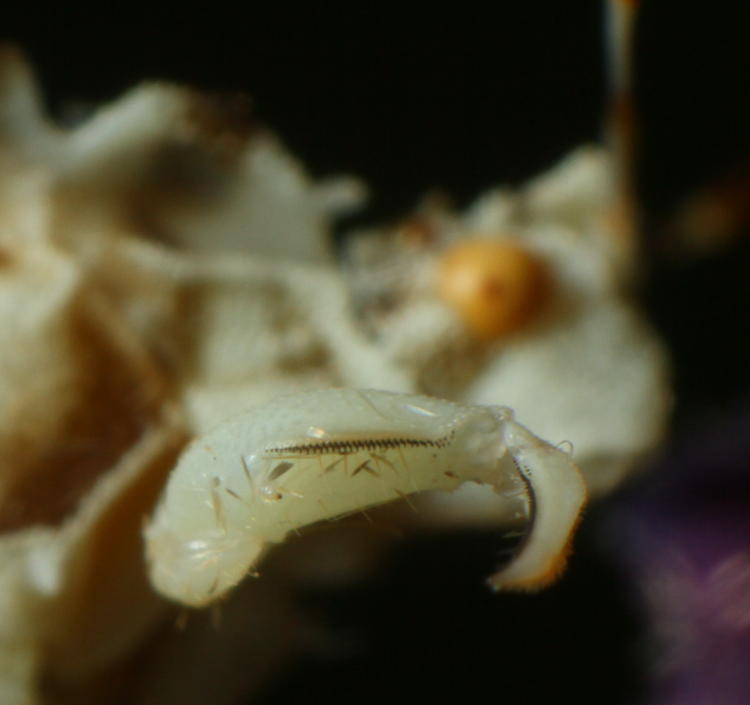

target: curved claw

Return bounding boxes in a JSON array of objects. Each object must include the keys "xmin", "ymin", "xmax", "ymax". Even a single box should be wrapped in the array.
[{"xmin": 488, "ymin": 416, "xmax": 588, "ymax": 590}]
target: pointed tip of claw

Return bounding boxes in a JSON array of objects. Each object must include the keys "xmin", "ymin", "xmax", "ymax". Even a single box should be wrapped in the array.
[{"xmin": 486, "ymin": 533, "xmax": 576, "ymax": 592}]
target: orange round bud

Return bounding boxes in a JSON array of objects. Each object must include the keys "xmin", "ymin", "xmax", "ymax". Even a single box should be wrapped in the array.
[{"xmin": 438, "ymin": 239, "xmax": 550, "ymax": 341}]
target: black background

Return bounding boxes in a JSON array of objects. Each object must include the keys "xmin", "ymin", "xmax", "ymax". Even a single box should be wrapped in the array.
[{"xmin": 5, "ymin": 2, "xmax": 750, "ymax": 703}]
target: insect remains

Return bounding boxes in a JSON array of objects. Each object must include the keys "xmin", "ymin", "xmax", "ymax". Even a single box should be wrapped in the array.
[{"xmin": 144, "ymin": 389, "xmax": 587, "ymax": 607}]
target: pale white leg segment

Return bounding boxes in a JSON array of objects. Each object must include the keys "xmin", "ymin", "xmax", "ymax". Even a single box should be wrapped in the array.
[{"xmin": 144, "ymin": 389, "xmax": 588, "ymax": 606}]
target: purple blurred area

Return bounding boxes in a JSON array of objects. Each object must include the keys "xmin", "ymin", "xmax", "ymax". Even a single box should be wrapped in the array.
[{"xmin": 611, "ymin": 406, "xmax": 750, "ymax": 705}]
